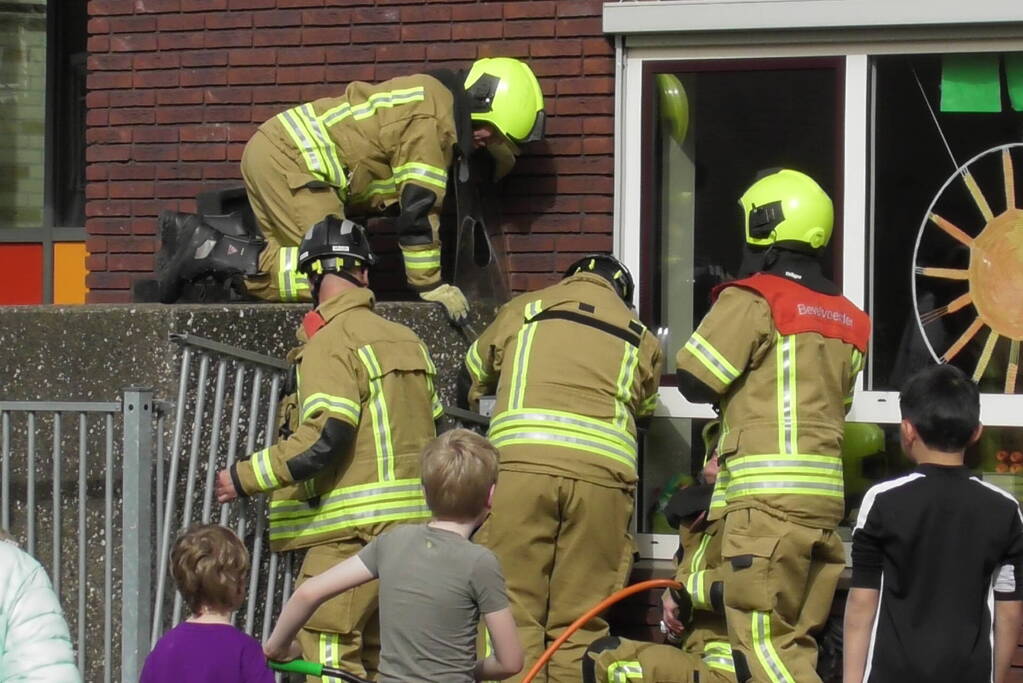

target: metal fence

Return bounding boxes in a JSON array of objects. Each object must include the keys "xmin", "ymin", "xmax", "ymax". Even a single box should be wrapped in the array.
[{"xmin": 0, "ymin": 391, "xmax": 161, "ymax": 683}]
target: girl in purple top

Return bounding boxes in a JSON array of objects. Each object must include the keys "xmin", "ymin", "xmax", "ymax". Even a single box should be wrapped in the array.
[{"xmin": 140, "ymin": 524, "xmax": 274, "ymax": 683}]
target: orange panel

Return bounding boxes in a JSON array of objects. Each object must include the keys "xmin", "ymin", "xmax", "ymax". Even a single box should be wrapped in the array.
[
  {"xmin": 53, "ymin": 242, "xmax": 87, "ymax": 305},
  {"xmin": 0, "ymin": 244, "xmax": 43, "ymax": 305}
]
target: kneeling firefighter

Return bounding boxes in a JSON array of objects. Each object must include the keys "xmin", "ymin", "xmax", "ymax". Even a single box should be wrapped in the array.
[
  {"xmin": 153, "ymin": 57, "xmax": 545, "ymax": 318},
  {"xmin": 675, "ymin": 169, "xmax": 870, "ymax": 682}
]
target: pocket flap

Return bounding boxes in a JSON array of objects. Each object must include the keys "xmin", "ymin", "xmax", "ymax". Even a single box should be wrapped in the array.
[
  {"xmin": 285, "ymin": 171, "xmax": 322, "ymax": 190},
  {"xmin": 359, "ymin": 341, "xmax": 432, "ymax": 380},
  {"xmin": 722, "ymin": 532, "xmax": 779, "ymax": 559}
]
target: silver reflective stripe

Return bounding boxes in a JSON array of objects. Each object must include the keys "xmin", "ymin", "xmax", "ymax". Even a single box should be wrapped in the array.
[
  {"xmin": 490, "ymin": 411, "xmax": 636, "ymax": 451},
  {"xmin": 729, "ymin": 480, "xmax": 844, "ymax": 494},
  {"xmin": 403, "ymin": 252, "xmax": 441, "ymax": 264},
  {"xmin": 779, "ymin": 334, "xmax": 795, "ymax": 455},
  {"xmin": 491, "ymin": 430, "xmax": 636, "ymax": 468},
  {"xmin": 270, "ymin": 481, "xmax": 423, "ymax": 514},
  {"xmin": 686, "ymin": 333, "xmax": 739, "ymax": 383},
  {"xmin": 280, "ymin": 108, "xmax": 323, "ymax": 175},
  {"xmin": 301, "ymin": 103, "xmax": 344, "ymax": 187},
  {"xmin": 271, "ymin": 502, "xmax": 431, "ymax": 536},
  {"xmin": 754, "ymin": 611, "xmax": 794, "ymax": 683},
  {"xmin": 728, "ymin": 458, "xmax": 842, "ymax": 473}
]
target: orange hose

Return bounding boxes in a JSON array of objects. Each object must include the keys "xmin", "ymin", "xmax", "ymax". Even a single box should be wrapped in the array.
[{"xmin": 520, "ymin": 579, "xmax": 682, "ymax": 683}]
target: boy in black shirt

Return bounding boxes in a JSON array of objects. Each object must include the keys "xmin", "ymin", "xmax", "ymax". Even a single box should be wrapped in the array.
[{"xmin": 844, "ymin": 364, "xmax": 1023, "ymax": 683}]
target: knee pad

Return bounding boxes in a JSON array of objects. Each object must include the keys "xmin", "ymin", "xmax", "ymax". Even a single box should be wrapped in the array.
[
  {"xmin": 582, "ymin": 636, "xmax": 622, "ymax": 683},
  {"xmin": 732, "ymin": 650, "xmax": 753, "ymax": 683}
]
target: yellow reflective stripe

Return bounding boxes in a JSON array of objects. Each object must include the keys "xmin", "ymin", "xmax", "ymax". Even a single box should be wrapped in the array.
[
  {"xmin": 851, "ymin": 348, "xmax": 865, "ymax": 375},
  {"xmin": 269, "ymin": 478, "xmax": 422, "ymax": 512},
  {"xmin": 276, "ymin": 105, "xmax": 347, "ymax": 191},
  {"xmin": 490, "ymin": 408, "xmax": 637, "ymax": 451},
  {"xmin": 752, "ymin": 611, "xmax": 796, "ymax": 683},
  {"xmin": 684, "ymin": 332, "xmax": 740, "ymax": 386},
  {"xmin": 300, "ymin": 103, "xmax": 346, "ymax": 189},
  {"xmin": 776, "ymin": 334, "xmax": 797, "ymax": 455},
  {"xmin": 271, "ymin": 488, "xmax": 425, "ymax": 524},
  {"xmin": 277, "ymin": 247, "xmax": 309, "ymax": 302},
  {"xmin": 728, "ymin": 478, "xmax": 844, "ymax": 498},
  {"xmin": 322, "ymin": 86, "xmax": 426, "ymax": 126},
  {"xmin": 613, "ymin": 342, "xmax": 640, "ymax": 431},
  {"xmin": 703, "ymin": 640, "xmax": 735, "ymax": 671},
  {"xmin": 250, "ymin": 448, "xmax": 280, "ymax": 491},
  {"xmin": 685, "ymin": 531, "xmax": 713, "ymax": 608},
  {"xmin": 402, "ymin": 247, "xmax": 441, "ymax": 270},
  {"xmin": 607, "ymin": 660, "xmax": 643, "ymax": 682},
  {"xmin": 278, "ymin": 106, "xmax": 327, "ymax": 180},
  {"xmin": 351, "ymin": 176, "xmax": 397, "ymax": 203},
  {"xmin": 491, "ymin": 429, "xmax": 637, "ymax": 470},
  {"xmin": 269, "ymin": 499, "xmax": 431, "ymax": 542},
  {"xmin": 301, "ymin": 392, "xmax": 360, "ymax": 425},
  {"xmin": 729, "ymin": 454, "xmax": 843, "ymax": 476},
  {"xmin": 393, "ymin": 161, "xmax": 448, "ymax": 191},
  {"xmin": 509, "ymin": 300, "xmax": 543, "ymax": 410},
  {"xmin": 465, "ymin": 340, "xmax": 492, "ymax": 384},
  {"xmin": 709, "ymin": 468, "xmax": 730, "ymax": 512},
  {"xmin": 357, "ymin": 345, "xmax": 395, "ymax": 481},
  {"xmin": 419, "ymin": 344, "xmax": 443, "ymax": 420},
  {"xmin": 639, "ymin": 392, "xmax": 658, "ymax": 417}
]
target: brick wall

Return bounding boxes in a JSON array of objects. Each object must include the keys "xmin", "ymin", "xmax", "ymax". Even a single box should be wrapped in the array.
[{"xmin": 84, "ymin": 0, "xmax": 613, "ymax": 303}]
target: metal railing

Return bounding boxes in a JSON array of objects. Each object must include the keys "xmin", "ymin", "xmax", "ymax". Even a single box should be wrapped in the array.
[{"xmin": 0, "ymin": 390, "xmax": 162, "ymax": 683}]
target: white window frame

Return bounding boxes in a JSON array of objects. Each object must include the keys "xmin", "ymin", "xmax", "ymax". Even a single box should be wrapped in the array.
[{"xmin": 607, "ymin": 0, "xmax": 1023, "ymax": 558}]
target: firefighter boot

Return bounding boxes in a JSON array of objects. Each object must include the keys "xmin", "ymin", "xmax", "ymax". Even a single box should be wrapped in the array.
[{"xmin": 154, "ymin": 213, "xmax": 263, "ymax": 303}]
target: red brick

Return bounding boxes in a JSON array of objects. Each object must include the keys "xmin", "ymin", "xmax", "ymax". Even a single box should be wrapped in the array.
[
  {"xmin": 181, "ymin": 51, "xmax": 229, "ymax": 68},
  {"xmin": 86, "ymin": 254, "xmax": 108, "ymax": 271},
  {"xmin": 582, "ymin": 137, "xmax": 614, "ymax": 155},
  {"xmin": 401, "ymin": 23, "xmax": 450, "ymax": 42},
  {"xmin": 205, "ymin": 87, "xmax": 253, "ymax": 104},
  {"xmin": 278, "ymin": 65, "xmax": 326, "ymax": 83},
  {"xmin": 130, "ymin": 216, "xmax": 162, "ymax": 234},
  {"xmin": 133, "ymin": 126, "xmax": 179, "ymax": 143},
  {"xmin": 557, "ymin": 17, "xmax": 603, "ymax": 37},
  {"xmin": 227, "ymin": 142, "xmax": 245, "ymax": 162},
  {"xmin": 279, "ymin": 0, "xmax": 324, "ymax": 6},
  {"xmin": 582, "ymin": 37, "xmax": 614, "ymax": 56},
  {"xmin": 509, "ymin": 273, "xmax": 558, "ymax": 292},
  {"xmin": 155, "ymin": 106, "xmax": 203, "ymax": 124},
  {"xmin": 85, "ymin": 236, "xmax": 108, "ymax": 252},
  {"xmin": 352, "ymin": 7, "xmax": 399, "ymax": 23},
  {"xmin": 254, "ymin": 29, "xmax": 304, "ymax": 46},
  {"xmin": 351, "ymin": 25, "xmax": 399, "ymax": 44},
  {"xmin": 133, "ymin": 0, "xmax": 181, "ymax": 11},
  {"xmin": 324, "ymin": 64, "xmax": 374, "ymax": 83},
  {"xmin": 426, "ymin": 43, "xmax": 476, "ymax": 61},
  {"xmin": 377, "ymin": 44, "xmax": 426, "ymax": 63},
  {"xmin": 206, "ymin": 12, "xmax": 252, "ymax": 29},
  {"xmin": 182, "ymin": 0, "xmax": 226, "ymax": 8},
  {"xmin": 87, "ymin": 290, "xmax": 132, "ymax": 303},
  {"xmin": 86, "ymin": 167, "xmax": 108, "ymax": 182},
  {"xmin": 86, "ymin": 201, "xmax": 132, "ymax": 217},
  {"xmin": 505, "ymin": 1, "xmax": 556, "ymax": 19},
  {"xmin": 157, "ymin": 89, "xmax": 204, "ymax": 105},
  {"xmin": 87, "ymin": 127, "xmax": 133, "ymax": 144},
  {"xmin": 87, "ymin": 36, "xmax": 110, "ymax": 52},
  {"xmin": 302, "ymin": 27, "xmax": 352, "ymax": 45},
  {"xmin": 205, "ymin": 31, "xmax": 253, "ymax": 49},
  {"xmin": 557, "ymin": 156, "xmax": 613, "ymax": 175},
  {"xmin": 109, "ymin": 181, "xmax": 156, "ymax": 199},
  {"xmin": 87, "ymin": 17, "xmax": 110, "ymax": 35},
  {"xmin": 86, "ymin": 110, "xmax": 110, "ymax": 126},
  {"xmin": 180, "ymin": 69, "xmax": 227, "ymax": 87},
  {"xmin": 546, "ymin": 117, "xmax": 582, "ymax": 135},
  {"xmin": 558, "ymin": 175, "xmax": 613, "ymax": 194},
  {"xmin": 88, "ymin": 0, "xmax": 134, "ymax": 15},
  {"xmin": 86, "ymin": 183, "xmax": 107, "ymax": 200},
  {"xmin": 558, "ymin": 77, "xmax": 613, "ymax": 96},
  {"xmin": 545, "ymin": 138, "xmax": 583, "ymax": 155},
  {"xmin": 133, "ymin": 70, "xmax": 180, "ymax": 88},
  {"xmin": 157, "ymin": 14, "xmax": 204, "ymax": 31},
  {"xmin": 88, "ymin": 71, "xmax": 133, "ymax": 89},
  {"xmin": 581, "ymin": 215, "xmax": 613, "ymax": 233},
  {"xmin": 133, "ymin": 144, "xmax": 180, "ymax": 161},
  {"xmin": 325, "ymin": 46, "xmax": 370, "ymax": 64},
  {"xmin": 558, "ymin": 0, "xmax": 601, "ymax": 17},
  {"xmin": 203, "ymin": 163, "xmax": 244, "ymax": 179},
  {"xmin": 109, "ymin": 108, "xmax": 156, "ymax": 125},
  {"xmin": 531, "ymin": 57, "xmax": 583, "ymax": 77},
  {"xmin": 86, "ymin": 91, "xmax": 110, "ymax": 108},
  {"xmin": 531, "ymin": 40, "xmax": 583, "ymax": 58},
  {"xmin": 300, "ymin": 83, "xmax": 342, "ymax": 101},
  {"xmin": 506, "ymin": 235, "xmax": 555, "ymax": 252},
  {"xmin": 109, "ymin": 164, "xmax": 155, "ymax": 180},
  {"xmin": 453, "ymin": 23, "xmax": 501, "ymax": 41},
  {"xmin": 133, "ymin": 53, "xmax": 179, "ymax": 69},
  {"xmin": 253, "ymin": 10, "xmax": 302, "ymax": 27},
  {"xmin": 508, "ymin": 253, "xmax": 556, "ymax": 272},
  {"xmin": 251, "ymin": 104, "xmax": 284, "ymax": 121},
  {"xmin": 179, "ymin": 125, "xmax": 229, "ymax": 142},
  {"xmin": 505, "ymin": 20, "xmax": 556, "ymax": 39},
  {"xmin": 158, "ymin": 32, "xmax": 204, "ymax": 49},
  {"xmin": 111, "ymin": 34, "xmax": 158, "ymax": 52},
  {"xmin": 556, "ymin": 97, "xmax": 613, "ymax": 116},
  {"xmin": 89, "ymin": 53, "xmax": 133, "ymax": 72},
  {"xmin": 583, "ymin": 57, "xmax": 613, "ymax": 75},
  {"xmin": 87, "ymin": 272, "xmax": 132, "ymax": 288},
  {"xmin": 205, "ymin": 106, "xmax": 251, "ymax": 122},
  {"xmin": 155, "ymin": 181, "xmax": 205, "ymax": 198},
  {"xmin": 107, "ymin": 15, "xmax": 157, "ymax": 33},
  {"xmin": 252, "ymin": 84, "xmax": 302, "ymax": 103},
  {"xmin": 228, "ymin": 0, "xmax": 274, "ymax": 7},
  {"xmin": 227, "ymin": 124, "xmax": 257, "ymax": 141},
  {"xmin": 583, "ymin": 116, "xmax": 613, "ymax": 135},
  {"xmin": 108, "ymin": 254, "xmax": 155, "ymax": 271},
  {"xmin": 229, "ymin": 48, "xmax": 276, "ymax": 66},
  {"xmin": 154, "ymin": 162, "xmax": 200, "ymax": 179},
  {"xmin": 131, "ymin": 199, "xmax": 173, "ymax": 216},
  {"xmin": 229, "ymin": 67, "xmax": 277, "ymax": 85},
  {"xmin": 302, "ymin": 8, "xmax": 352, "ymax": 25},
  {"xmin": 400, "ymin": 5, "xmax": 449, "ymax": 22},
  {"xmin": 451, "ymin": 4, "xmax": 501, "ymax": 21},
  {"xmin": 277, "ymin": 47, "xmax": 326, "ymax": 65},
  {"xmin": 106, "ymin": 237, "xmax": 158, "ymax": 253}
]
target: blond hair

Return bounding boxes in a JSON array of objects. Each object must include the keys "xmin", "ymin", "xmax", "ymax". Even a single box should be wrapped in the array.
[
  {"xmin": 421, "ymin": 429, "xmax": 499, "ymax": 521},
  {"xmin": 171, "ymin": 524, "xmax": 249, "ymax": 615}
]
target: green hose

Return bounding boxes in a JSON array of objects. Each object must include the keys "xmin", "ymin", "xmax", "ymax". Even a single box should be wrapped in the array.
[{"xmin": 269, "ymin": 659, "xmax": 322, "ymax": 676}]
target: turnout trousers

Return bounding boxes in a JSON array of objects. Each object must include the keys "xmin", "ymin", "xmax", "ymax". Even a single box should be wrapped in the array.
[
  {"xmin": 720, "ymin": 506, "xmax": 844, "ymax": 683},
  {"xmin": 476, "ymin": 470, "xmax": 635, "ymax": 683},
  {"xmin": 590, "ymin": 638, "xmax": 735, "ymax": 683},
  {"xmin": 240, "ymin": 130, "xmax": 343, "ymax": 302},
  {"xmin": 295, "ymin": 538, "xmax": 380, "ymax": 683}
]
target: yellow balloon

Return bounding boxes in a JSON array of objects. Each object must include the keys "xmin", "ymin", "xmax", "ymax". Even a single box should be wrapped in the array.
[{"xmin": 657, "ymin": 74, "xmax": 690, "ymax": 145}]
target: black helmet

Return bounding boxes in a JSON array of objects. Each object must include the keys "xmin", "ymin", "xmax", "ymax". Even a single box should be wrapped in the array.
[
  {"xmin": 298, "ymin": 215, "xmax": 377, "ymax": 277},
  {"xmin": 563, "ymin": 253, "xmax": 635, "ymax": 307}
]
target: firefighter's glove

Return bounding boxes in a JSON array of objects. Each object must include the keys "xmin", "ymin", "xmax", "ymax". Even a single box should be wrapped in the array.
[{"xmin": 419, "ymin": 283, "xmax": 469, "ymax": 324}]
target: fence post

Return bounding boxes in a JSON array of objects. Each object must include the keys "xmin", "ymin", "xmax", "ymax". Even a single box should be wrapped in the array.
[{"xmin": 121, "ymin": 388, "xmax": 154, "ymax": 683}]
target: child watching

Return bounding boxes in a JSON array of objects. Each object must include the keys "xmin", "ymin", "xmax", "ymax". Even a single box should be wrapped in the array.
[
  {"xmin": 844, "ymin": 364, "xmax": 1023, "ymax": 683},
  {"xmin": 264, "ymin": 429, "xmax": 523, "ymax": 682},
  {"xmin": 141, "ymin": 524, "xmax": 274, "ymax": 683}
]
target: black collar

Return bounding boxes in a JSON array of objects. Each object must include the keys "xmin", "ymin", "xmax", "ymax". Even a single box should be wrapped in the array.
[{"xmin": 738, "ymin": 246, "xmax": 840, "ymax": 295}]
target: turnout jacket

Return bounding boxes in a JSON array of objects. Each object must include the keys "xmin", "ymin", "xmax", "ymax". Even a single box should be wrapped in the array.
[
  {"xmin": 232, "ymin": 288, "xmax": 442, "ymax": 552},
  {"xmin": 466, "ymin": 273, "xmax": 663, "ymax": 488},
  {"xmin": 258, "ymin": 74, "xmax": 457, "ymax": 290},
  {"xmin": 677, "ymin": 273, "xmax": 870, "ymax": 528}
]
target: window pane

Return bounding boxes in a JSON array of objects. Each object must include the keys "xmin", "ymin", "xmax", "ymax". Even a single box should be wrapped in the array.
[
  {"xmin": 643, "ymin": 61, "xmax": 841, "ymax": 373},
  {"xmin": 869, "ymin": 53, "xmax": 1023, "ymax": 394},
  {"xmin": 0, "ymin": 0, "xmax": 47, "ymax": 229},
  {"xmin": 640, "ymin": 416, "xmax": 713, "ymax": 535}
]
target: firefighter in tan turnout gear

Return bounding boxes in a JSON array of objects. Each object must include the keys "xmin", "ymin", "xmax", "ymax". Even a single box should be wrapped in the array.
[
  {"xmin": 465, "ymin": 254, "xmax": 663, "ymax": 683},
  {"xmin": 584, "ymin": 420, "xmax": 735, "ymax": 683},
  {"xmin": 154, "ymin": 58, "xmax": 544, "ymax": 317},
  {"xmin": 213, "ymin": 215, "xmax": 443, "ymax": 681},
  {"xmin": 676, "ymin": 169, "xmax": 870, "ymax": 683}
]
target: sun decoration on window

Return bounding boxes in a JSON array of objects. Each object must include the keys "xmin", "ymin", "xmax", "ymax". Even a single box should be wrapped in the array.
[{"xmin": 913, "ymin": 143, "xmax": 1023, "ymax": 392}]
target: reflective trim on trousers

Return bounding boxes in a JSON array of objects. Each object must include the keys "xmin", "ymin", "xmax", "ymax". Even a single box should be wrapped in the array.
[
  {"xmin": 356, "ymin": 345, "xmax": 395, "ymax": 482},
  {"xmin": 752, "ymin": 611, "xmax": 796, "ymax": 683},
  {"xmin": 301, "ymin": 392, "xmax": 361, "ymax": 425},
  {"xmin": 277, "ymin": 247, "xmax": 310, "ymax": 302},
  {"xmin": 490, "ymin": 408, "xmax": 637, "ymax": 452},
  {"xmin": 490, "ymin": 428, "xmax": 637, "ymax": 470},
  {"xmin": 320, "ymin": 633, "xmax": 343, "ymax": 683},
  {"xmin": 392, "ymin": 161, "xmax": 447, "ymax": 191},
  {"xmin": 684, "ymin": 332, "xmax": 740, "ymax": 386},
  {"xmin": 703, "ymin": 641, "xmax": 736, "ymax": 674},
  {"xmin": 607, "ymin": 660, "xmax": 643, "ymax": 682}
]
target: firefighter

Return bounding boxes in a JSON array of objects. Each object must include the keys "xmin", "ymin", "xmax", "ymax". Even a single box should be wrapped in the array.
[
  {"xmin": 212, "ymin": 215, "xmax": 443, "ymax": 681},
  {"xmin": 154, "ymin": 57, "xmax": 544, "ymax": 316},
  {"xmin": 675, "ymin": 169, "xmax": 870, "ymax": 683},
  {"xmin": 583, "ymin": 420, "xmax": 735, "ymax": 683},
  {"xmin": 465, "ymin": 254, "xmax": 663, "ymax": 683}
]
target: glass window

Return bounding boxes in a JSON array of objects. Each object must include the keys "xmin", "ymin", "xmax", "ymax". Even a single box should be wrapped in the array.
[{"xmin": 640, "ymin": 59, "xmax": 843, "ymax": 375}]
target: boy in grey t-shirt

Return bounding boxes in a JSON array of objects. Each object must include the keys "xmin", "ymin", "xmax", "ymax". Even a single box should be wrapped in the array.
[{"xmin": 265, "ymin": 429, "xmax": 523, "ymax": 682}]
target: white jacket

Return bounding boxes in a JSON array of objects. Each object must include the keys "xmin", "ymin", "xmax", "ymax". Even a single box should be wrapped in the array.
[{"xmin": 0, "ymin": 539, "xmax": 80, "ymax": 682}]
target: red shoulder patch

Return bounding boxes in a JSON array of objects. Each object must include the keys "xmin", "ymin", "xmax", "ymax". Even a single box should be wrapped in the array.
[{"xmin": 302, "ymin": 311, "xmax": 326, "ymax": 339}]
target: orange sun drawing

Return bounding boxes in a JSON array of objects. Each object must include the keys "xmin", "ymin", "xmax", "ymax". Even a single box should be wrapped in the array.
[{"xmin": 913, "ymin": 143, "xmax": 1023, "ymax": 393}]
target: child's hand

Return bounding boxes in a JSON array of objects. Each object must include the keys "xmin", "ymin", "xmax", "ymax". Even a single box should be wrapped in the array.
[{"xmin": 263, "ymin": 638, "xmax": 303, "ymax": 663}]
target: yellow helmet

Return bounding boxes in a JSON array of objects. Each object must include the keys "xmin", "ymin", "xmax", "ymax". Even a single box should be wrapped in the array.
[
  {"xmin": 739, "ymin": 169, "xmax": 834, "ymax": 250},
  {"xmin": 465, "ymin": 57, "xmax": 545, "ymax": 145}
]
